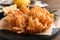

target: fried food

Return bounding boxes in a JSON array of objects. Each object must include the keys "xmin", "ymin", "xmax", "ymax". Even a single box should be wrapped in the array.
[
  {"xmin": 4, "ymin": 5, "xmax": 54, "ymax": 34},
  {"xmin": 20, "ymin": 5, "xmax": 29, "ymax": 14}
]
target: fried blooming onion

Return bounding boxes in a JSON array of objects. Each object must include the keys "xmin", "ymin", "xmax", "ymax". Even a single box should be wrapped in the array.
[{"xmin": 5, "ymin": 5, "xmax": 54, "ymax": 34}]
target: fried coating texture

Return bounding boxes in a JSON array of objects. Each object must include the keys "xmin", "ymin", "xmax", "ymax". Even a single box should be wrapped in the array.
[{"xmin": 5, "ymin": 5, "xmax": 54, "ymax": 34}]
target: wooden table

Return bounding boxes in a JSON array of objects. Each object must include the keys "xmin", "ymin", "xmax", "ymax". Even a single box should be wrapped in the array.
[{"xmin": 39, "ymin": 0, "xmax": 60, "ymax": 15}]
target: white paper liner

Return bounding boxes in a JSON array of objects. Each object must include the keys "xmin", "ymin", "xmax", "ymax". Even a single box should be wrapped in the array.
[
  {"xmin": 0, "ymin": 17, "xmax": 11, "ymax": 30},
  {"xmin": 34, "ymin": 24, "xmax": 53, "ymax": 35}
]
